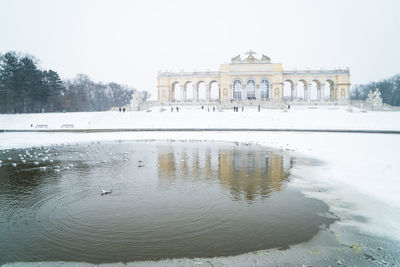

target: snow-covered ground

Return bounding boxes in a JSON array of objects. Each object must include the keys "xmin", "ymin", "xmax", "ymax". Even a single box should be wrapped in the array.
[
  {"xmin": 1, "ymin": 105, "xmax": 400, "ymax": 266},
  {"xmin": 1, "ymin": 105, "xmax": 399, "ymax": 130}
]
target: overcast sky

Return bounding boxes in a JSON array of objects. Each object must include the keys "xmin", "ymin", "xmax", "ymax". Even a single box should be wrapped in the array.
[{"xmin": 1, "ymin": 0, "xmax": 399, "ymax": 98}]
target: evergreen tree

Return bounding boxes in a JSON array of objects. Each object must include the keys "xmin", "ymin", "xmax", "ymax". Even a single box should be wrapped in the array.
[
  {"xmin": 20, "ymin": 56, "xmax": 45, "ymax": 112},
  {"xmin": 0, "ymin": 52, "xmax": 23, "ymax": 113},
  {"xmin": 43, "ymin": 70, "xmax": 65, "ymax": 112}
]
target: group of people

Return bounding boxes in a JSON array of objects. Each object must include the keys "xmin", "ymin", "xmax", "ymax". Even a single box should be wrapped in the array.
[
  {"xmin": 170, "ymin": 106, "xmax": 221, "ymax": 112},
  {"xmin": 234, "ymin": 105, "xmax": 262, "ymax": 112},
  {"xmin": 168, "ymin": 105, "xmax": 270, "ymax": 113},
  {"xmin": 118, "ymin": 107, "xmax": 125, "ymax": 112},
  {"xmin": 201, "ymin": 106, "xmax": 216, "ymax": 112},
  {"xmin": 233, "ymin": 106, "xmax": 243, "ymax": 112}
]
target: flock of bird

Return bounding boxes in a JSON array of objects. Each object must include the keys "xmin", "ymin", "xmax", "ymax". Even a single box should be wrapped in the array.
[{"xmin": 0, "ymin": 142, "xmax": 147, "ymax": 196}]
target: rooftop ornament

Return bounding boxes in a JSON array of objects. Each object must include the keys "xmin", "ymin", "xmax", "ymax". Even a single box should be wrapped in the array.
[{"xmin": 231, "ymin": 51, "xmax": 271, "ymax": 63}]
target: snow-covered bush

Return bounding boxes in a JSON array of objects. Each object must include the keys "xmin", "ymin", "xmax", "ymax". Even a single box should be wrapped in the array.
[{"xmin": 366, "ymin": 88, "xmax": 383, "ymax": 111}]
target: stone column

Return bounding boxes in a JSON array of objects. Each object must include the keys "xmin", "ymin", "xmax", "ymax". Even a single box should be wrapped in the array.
[
  {"xmin": 193, "ymin": 85, "xmax": 198, "ymax": 102},
  {"xmin": 290, "ymin": 85, "xmax": 293, "ymax": 101},
  {"xmin": 206, "ymin": 85, "xmax": 211, "ymax": 102},
  {"xmin": 256, "ymin": 84, "xmax": 261, "ymax": 100},
  {"xmin": 334, "ymin": 85, "xmax": 337, "ymax": 101},
  {"xmin": 169, "ymin": 84, "xmax": 173, "ymax": 102},
  {"xmin": 304, "ymin": 84, "xmax": 308, "ymax": 101},
  {"xmin": 320, "ymin": 83, "xmax": 324, "ymax": 101},
  {"xmin": 183, "ymin": 86, "xmax": 187, "ymax": 102},
  {"xmin": 303, "ymin": 85, "xmax": 307, "ymax": 102},
  {"xmin": 292, "ymin": 83, "xmax": 297, "ymax": 101}
]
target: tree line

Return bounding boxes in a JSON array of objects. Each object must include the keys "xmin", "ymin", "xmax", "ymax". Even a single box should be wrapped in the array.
[
  {"xmin": 0, "ymin": 51, "xmax": 149, "ymax": 113},
  {"xmin": 351, "ymin": 73, "xmax": 400, "ymax": 106}
]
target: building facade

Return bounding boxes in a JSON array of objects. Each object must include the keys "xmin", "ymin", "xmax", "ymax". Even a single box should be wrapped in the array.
[{"xmin": 157, "ymin": 51, "xmax": 350, "ymax": 103}]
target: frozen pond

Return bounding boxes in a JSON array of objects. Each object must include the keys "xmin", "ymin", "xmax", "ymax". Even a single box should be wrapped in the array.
[{"xmin": 0, "ymin": 141, "xmax": 335, "ymax": 264}]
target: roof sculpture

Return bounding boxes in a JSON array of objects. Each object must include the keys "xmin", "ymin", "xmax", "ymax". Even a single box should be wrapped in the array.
[{"xmin": 231, "ymin": 50, "xmax": 271, "ymax": 63}]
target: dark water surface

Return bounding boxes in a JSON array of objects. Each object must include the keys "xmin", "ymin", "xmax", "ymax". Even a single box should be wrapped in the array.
[{"xmin": 0, "ymin": 141, "xmax": 335, "ymax": 264}]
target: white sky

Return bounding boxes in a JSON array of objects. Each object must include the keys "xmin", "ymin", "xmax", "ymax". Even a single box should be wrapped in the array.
[{"xmin": 1, "ymin": 0, "xmax": 399, "ymax": 99}]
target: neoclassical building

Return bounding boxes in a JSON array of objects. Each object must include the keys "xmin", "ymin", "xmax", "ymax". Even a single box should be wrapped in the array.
[{"xmin": 157, "ymin": 51, "xmax": 350, "ymax": 103}]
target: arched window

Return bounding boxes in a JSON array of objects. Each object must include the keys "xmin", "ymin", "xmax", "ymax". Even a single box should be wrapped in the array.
[
  {"xmin": 232, "ymin": 80, "xmax": 242, "ymax": 100},
  {"xmin": 260, "ymin": 79, "xmax": 270, "ymax": 99},
  {"xmin": 246, "ymin": 80, "xmax": 256, "ymax": 99}
]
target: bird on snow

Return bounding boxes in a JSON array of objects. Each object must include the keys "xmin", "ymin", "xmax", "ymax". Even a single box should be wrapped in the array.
[{"xmin": 101, "ymin": 190, "xmax": 112, "ymax": 195}]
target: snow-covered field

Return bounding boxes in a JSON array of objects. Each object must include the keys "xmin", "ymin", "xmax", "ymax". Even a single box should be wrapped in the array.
[
  {"xmin": 1, "ymin": 105, "xmax": 400, "ymax": 266},
  {"xmin": 1, "ymin": 105, "xmax": 399, "ymax": 130}
]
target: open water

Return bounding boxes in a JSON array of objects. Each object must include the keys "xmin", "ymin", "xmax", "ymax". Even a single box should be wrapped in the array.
[{"xmin": 0, "ymin": 141, "xmax": 335, "ymax": 264}]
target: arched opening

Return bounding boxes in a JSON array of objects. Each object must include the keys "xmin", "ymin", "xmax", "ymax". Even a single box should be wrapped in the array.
[
  {"xmin": 297, "ymin": 80, "xmax": 307, "ymax": 101},
  {"xmin": 209, "ymin": 81, "xmax": 219, "ymax": 101},
  {"xmin": 310, "ymin": 80, "xmax": 320, "ymax": 101},
  {"xmin": 197, "ymin": 81, "xmax": 207, "ymax": 101},
  {"xmin": 260, "ymin": 79, "xmax": 270, "ymax": 100},
  {"xmin": 325, "ymin": 80, "xmax": 335, "ymax": 101},
  {"xmin": 283, "ymin": 80, "xmax": 293, "ymax": 101},
  {"xmin": 172, "ymin": 82, "xmax": 182, "ymax": 102},
  {"xmin": 246, "ymin": 79, "xmax": 256, "ymax": 100},
  {"xmin": 185, "ymin": 82, "xmax": 194, "ymax": 101},
  {"xmin": 232, "ymin": 79, "xmax": 242, "ymax": 100}
]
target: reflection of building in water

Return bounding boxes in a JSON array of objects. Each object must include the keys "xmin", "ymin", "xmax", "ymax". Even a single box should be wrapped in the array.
[
  {"xmin": 218, "ymin": 149, "xmax": 292, "ymax": 201},
  {"xmin": 157, "ymin": 145, "xmax": 293, "ymax": 201},
  {"xmin": 157, "ymin": 146, "xmax": 176, "ymax": 175},
  {"xmin": 157, "ymin": 145, "xmax": 219, "ymax": 182}
]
